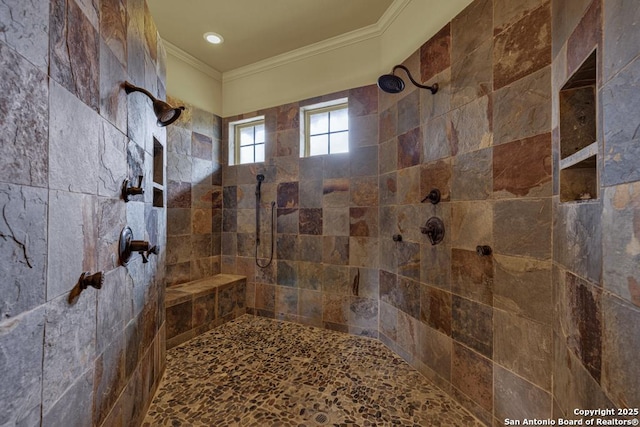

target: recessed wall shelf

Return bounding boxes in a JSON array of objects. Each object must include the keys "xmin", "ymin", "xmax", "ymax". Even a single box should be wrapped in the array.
[
  {"xmin": 559, "ymin": 141, "xmax": 598, "ymax": 170},
  {"xmin": 152, "ymin": 138, "xmax": 164, "ymax": 208},
  {"xmin": 559, "ymin": 50, "xmax": 598, "ymax": 202}
]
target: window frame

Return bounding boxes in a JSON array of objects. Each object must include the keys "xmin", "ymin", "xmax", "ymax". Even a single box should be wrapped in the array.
[
  {"xmin": 300, "ymin": 99, "xmax": 349, "ymax": 158},
  {"xmin": 228, "ymin": 116, "xmax": 265, "ymax": 165}
]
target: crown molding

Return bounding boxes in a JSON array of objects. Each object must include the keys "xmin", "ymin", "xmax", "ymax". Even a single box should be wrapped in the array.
[
  {"xmin": 163, "ymin": 39, "xmax": 223, "ymax": 81},
  {"xmin": 377, "ymin": 0, "xmax": 412, "ymax": 33},
  {"xmin": 223, "ymin": 0, "xmax": 411, "ymax": 82}
]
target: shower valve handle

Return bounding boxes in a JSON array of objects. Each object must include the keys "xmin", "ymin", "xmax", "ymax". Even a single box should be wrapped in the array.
[
  {"xmin": 139, "ymin": 245, "xmax": 159, "ymax": 264},
  {"xmin": 122, "ymin": 175, "xmax": 145, "ymax": 202}
]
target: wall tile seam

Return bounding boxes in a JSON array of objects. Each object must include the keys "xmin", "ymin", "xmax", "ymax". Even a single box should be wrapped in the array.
[
  {"xmin": 556, "ymin": 262, "xmax": 640, "ymax": 311},
  {"xmin": 491, "ymin": 0, "xmax": 552, "ymax": 41},
  {"xmin": 416, "ymin": 316, "xmax": 451, "ymax": 339},
  {"xmin": 97, "ymin": 331, "xmax": 162, "ymax": 427},
  {"xmin": 600, "ymin": 43, "xmax": 640, "ymax": 85},
  {"xmin": 551, "ymin": 262, "xmax": 602, "ymax": 288},
  {"xmin": 492, "ymin": 305, "xmax": 554, "ymax": 337},
  {"xmin": 551, "ymin": 333, "xmax": 614, "ymax": 406},
  {"xmin": 449, "ymin": 382, "xmax": 493, "ymax": 419},
  {"xmin": 492, "ymin": 361, "xmax": 554, "ymax": 403},
  {"xmin": 449, "ymin": 291, "xmax": 495, "ymax": 314},
  {"xmin": 0, "ymin": 37, "xmax": 48, "ymax": 75}
]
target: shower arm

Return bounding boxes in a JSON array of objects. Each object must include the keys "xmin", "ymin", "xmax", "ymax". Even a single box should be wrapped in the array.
[
  {"xmin": 392, "ymin": 65, "xmax": 438, "ymax": 93},
  {"xmin": 123, "ymin": 82, "xmax": 155, "ymax": 100}
]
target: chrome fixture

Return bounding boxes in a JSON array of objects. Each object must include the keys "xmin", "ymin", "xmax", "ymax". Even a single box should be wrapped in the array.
[
  {"xmin": 123, "ymin": 81, "xmax": 185, "ymax": 127},
  {"xmin": 377, "ymin": 65, "xmax": 438, "ymax": 94}
]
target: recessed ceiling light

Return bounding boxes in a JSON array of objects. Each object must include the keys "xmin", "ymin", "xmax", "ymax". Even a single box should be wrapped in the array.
[{"xmin": 203, "ymin": 32, "xmax": 224, "ymax": 44}]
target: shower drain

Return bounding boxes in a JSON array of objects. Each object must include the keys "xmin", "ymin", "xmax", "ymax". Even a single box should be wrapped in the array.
[{"xmin": 314, "ymin": 412, "xmax": 329, "ymax": 425}]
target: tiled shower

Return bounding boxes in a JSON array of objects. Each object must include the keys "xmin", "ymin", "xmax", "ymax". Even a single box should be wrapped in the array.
[{"xmin": 1, "ymin": 0, "xmax": 639, "ymax": 426}]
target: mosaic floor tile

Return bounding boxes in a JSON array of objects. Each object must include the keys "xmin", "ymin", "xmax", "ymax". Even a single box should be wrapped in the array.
[{"xmin": 143, "ymin": 315, "xmax": 483, "ymax": 426}]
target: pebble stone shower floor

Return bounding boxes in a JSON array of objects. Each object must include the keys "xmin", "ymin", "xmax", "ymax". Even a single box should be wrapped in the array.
[{"xmin": 143, "ymin": 315, "xmax": 484, "ymax": 426}]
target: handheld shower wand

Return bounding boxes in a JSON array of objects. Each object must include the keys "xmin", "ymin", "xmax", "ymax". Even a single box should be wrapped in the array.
[
  {"xmin": 255, "ymin": 174, "xmax": 275, "ymax": 268},
  {"xmin": 256, "ymin": 174, "xmax": 265, "ymax": 197}
]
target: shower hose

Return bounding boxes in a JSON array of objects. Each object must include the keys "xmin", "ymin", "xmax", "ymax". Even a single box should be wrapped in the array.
[{"xmin": 255, "ymin": 191, "xmax": 276, "ymax": 268}]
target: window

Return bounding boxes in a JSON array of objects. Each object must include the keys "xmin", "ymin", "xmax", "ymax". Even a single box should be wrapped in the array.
[
  {"xmin": 229, "ymin": 117, "xmax": 265, "ymax": 165},
  {"xmin": 300, "ymin": 99, "xmax": 348, "ymax": 157}
]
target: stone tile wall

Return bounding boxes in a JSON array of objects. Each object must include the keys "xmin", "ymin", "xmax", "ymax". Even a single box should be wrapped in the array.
[
  {"xmin": 0, "ymin": 0, "xmax": 167, "ymax": 425},
  {"xmin": 375, "ymin": 1, "xmax": 553, "ymax": 424},
  {"xmin": 212, "ymin": 0, "xmax": 640, "ymax": 424},
  {"xmin": 164, "ymin": 99, "xmax": 223, "ymax": 286},
  {"xmin": 552, "ymin": 0, "xmax": 640, "ymax": 415},
  {"xmin": 220, "ymin": 87, "xmax": 380, "ymax": 336}
]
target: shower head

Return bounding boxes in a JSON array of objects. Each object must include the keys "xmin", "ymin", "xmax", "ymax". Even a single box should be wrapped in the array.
[
  {"xmin": 123, "ymin": 81, "xmax": 185, "ymax": 127},
  {"xmin": 256, "ymin": 174, "xmax": 265, "ymax": 182},
  {"xmin": 377, "ymin": 65, "xmax": 438, "ymax": 95},
  {"xmin": 377, "ymin": 74, "xmax": 405, "ymax": 94}
]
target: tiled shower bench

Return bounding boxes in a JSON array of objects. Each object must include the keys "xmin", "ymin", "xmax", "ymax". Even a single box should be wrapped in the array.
[{"xmin": 165, "ymin": 274, "xmax": 247, "ymax": 349}]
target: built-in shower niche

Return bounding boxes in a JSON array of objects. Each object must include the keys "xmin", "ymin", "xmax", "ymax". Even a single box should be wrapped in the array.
[
  {"xmin": 559, "ymin": 50, "xmax": 598, "ymax": 202},
  {"xmin": 153, "ymin": 137, "xmax": 164, "ymax": 207}
]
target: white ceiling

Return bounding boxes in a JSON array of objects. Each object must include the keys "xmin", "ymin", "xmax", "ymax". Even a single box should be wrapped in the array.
[{"xmin": 148, "ymin": 0, "xmax": 395, "ymax": 73}]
